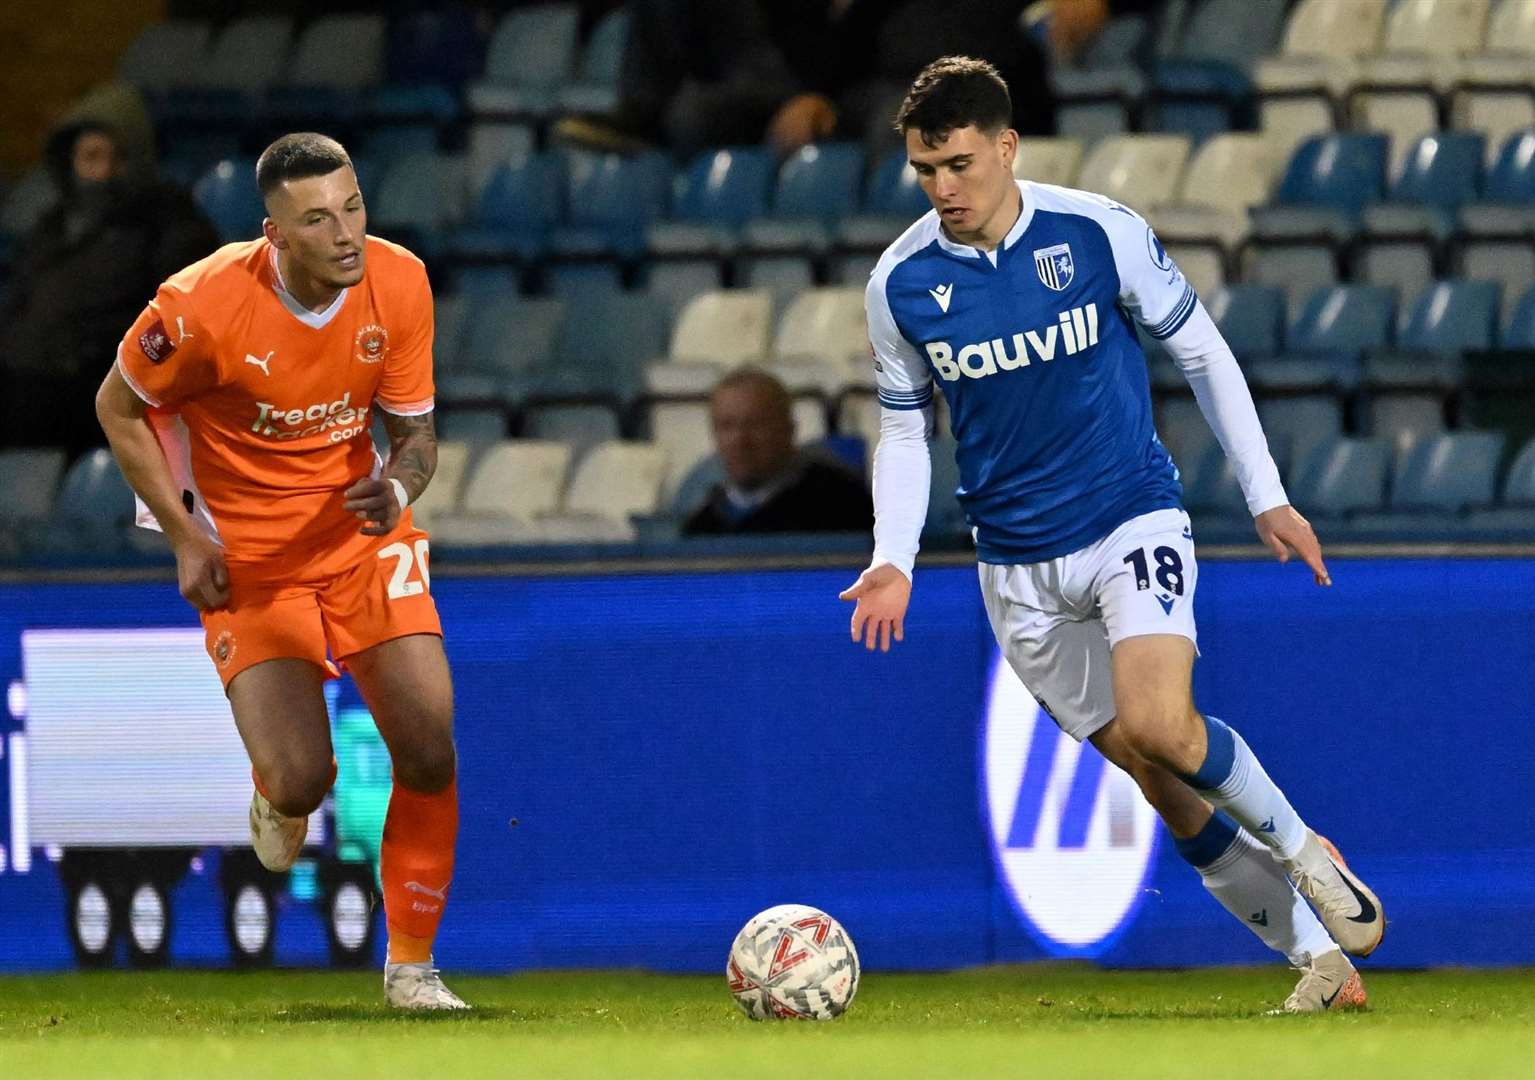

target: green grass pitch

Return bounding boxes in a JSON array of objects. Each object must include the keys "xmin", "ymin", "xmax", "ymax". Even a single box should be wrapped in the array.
[{"xmin": 3, "ymin": 967, "xmax": 1534, "ymax": 1079}]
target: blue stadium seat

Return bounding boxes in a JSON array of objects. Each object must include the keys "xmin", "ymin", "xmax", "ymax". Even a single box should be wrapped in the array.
[
  {"xmin": 1051, "ymin": 14, "xmax": 1146, "ymax": 143},
  {"xmin": 559, "ymin": 7, "xmax": 629, "ymax": 115},
  {"xmin": 648, "ymin": 147, "xmax": 776, "ymax": 256},
  {"xmin": 192, "ymin": 159, "xmax": 263, "ymax": 244},
  {"xmin": 544, "ymin": 262, "xmax": 624, "ymax": 304},
  {"xmin": 1502, "ymin": 438, "xmax": 1535, "ymax": 505},
  {"xmin": 551, "ymin": 150, "xmax": 673, "ymax": 258},
  {"xmin": 0, "ymin": 449, "xmax": 66, "ymax": 525},
  {"xmin": 743, "ymin": 143, "xmax": 866, "ymax": 254},
  {"xmin": 1248, "ymin": 286, "xmax": 1394, "ymax": 390},
  {"xmin": 1182, "ymin": 441, "xmax": 1250, "ymax": 519},
  {"xmin": 1459, "ymin": 131, "xmax": 1535, "ymax": 237},
  {"xmin": 29, "ymin": 449, "xmax": 138, "ymax": 556},
  {"xmin": 1466, "ymin": 435, "xmax": 1535, "ymax": 535},
  {"xmin": 1505, "ymin": 284, "xmax": 1535, "ymax": 349},
  {"xmin": 1387, "ymin": 132, "xmax": 1484, "ymax": 216},
  {"xmin": 1288, "ymin": 437, "xmax": 1390, "ymax": 517},
  {"xmin": 1239, "ymin": 242, "xmax": 1339, "ymax": 321},
  {"xmin": 1388, "ymin": 431, "xmax": 1505, "ymax": 512},
  {"xmin": 836, "ymin": 148, "xmax": 930, "ymax": 256},
  {"xmin": 440, "ymin": 296, "xmax": 564, "ymax": 406},
  {"xmin": 371, "ymin": 153, "xmax": 466, "ymax": 257},
  {"xmin": 1256, "ymin": 396, "xmax": 1344, "ymax": 472},
  {"xmin": 1270, "ymin": 133, "xmax": 1390, "ymax": 221},
  {"xmin": 1397, "ymin": 281, "xmax": 1501, "ymax": 352},
  {"xmin": 468, "ymin": 4, "xmax": 581, "ymax": 118},
  {"xmin": 1147, "ymin": 0, "xmax": 1288, "ymax": 139},
  {"xmin": 526, "ymin": 291, "xmax": 671, "ymax": 405},
  {"xmin": 1356, "ymin": 133, "xmax": 1486, "ymax": 296},
  {"xmin": 451, "ymin": 153, "xmax": 564, "ymax": 262},
  {"xmin": 1208, "ymin": 285, "xmax": 1286, "ymax": 361}
]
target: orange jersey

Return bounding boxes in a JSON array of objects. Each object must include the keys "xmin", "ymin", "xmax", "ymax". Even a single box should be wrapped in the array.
[{"xmin": 118, "ymin": 236, "xmax": 434, "ymax": 572}]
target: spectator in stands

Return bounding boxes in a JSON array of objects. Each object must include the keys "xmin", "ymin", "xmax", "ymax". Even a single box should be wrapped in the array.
[
  {"xmin": 0, "ymin": 84, "xmax": 218, "ymax": 459},
  {"xmin": 683, "ymin": 368, "xmax": 873, "ymax": 536}
]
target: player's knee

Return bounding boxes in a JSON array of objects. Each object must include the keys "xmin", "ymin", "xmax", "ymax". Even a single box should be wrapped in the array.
[
  {"xmin": 393, "ymin": 737, "xmax": 457, "ymax": 793},
  {"xmin": 263, "ymin": 761, "xmax": 332, "ymax": 817},
  {"xmin": 1115, "ymin": 702, "xmax": 1203, "ymax": 774}
]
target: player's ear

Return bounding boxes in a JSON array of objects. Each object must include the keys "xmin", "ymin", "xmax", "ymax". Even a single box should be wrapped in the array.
[
  {"xmin": 999, "ymin": 128, "xmax": 1019, "ymax": 170},
  {"xmin": 263, "ymin": 218, "xmax": 286, "ymax": 249}
]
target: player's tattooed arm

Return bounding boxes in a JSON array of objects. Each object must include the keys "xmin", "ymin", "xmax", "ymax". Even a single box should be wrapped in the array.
[{"xmin": 382, "ymin": 410, "xmax": 438, "ymax": 504}]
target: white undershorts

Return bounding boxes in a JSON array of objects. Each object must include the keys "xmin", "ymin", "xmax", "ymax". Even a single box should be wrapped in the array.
[{"xmin": 979, "ymin": 507, "xmax": 1200, "ymax": 743}]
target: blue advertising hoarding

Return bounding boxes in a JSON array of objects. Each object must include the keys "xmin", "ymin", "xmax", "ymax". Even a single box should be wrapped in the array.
[{"xmin": 0, "ymin": 556, "xmax": 1532, "ymax": 972}]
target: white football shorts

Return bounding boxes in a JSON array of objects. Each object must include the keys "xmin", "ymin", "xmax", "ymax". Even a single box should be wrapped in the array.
[{"xmin": 978, "ymin": 507, "xmax": 1199, "ymax": 742}]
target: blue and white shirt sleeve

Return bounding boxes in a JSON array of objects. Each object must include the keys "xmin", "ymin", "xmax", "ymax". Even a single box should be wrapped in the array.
[
  {"xmin": 1098, "ymin": 202, "xmax": 1198, "ymax": 341},
  {"xmin": 1099, "ymin": 201, "xmax": 1288, "ymax": 515},
  {"xmin": 867, "ymin": 269, "xmax": 933, "ymax": 411},
  {"xmin": 864, "ymin": 267, "xmax": 932, "ymax": 580}
]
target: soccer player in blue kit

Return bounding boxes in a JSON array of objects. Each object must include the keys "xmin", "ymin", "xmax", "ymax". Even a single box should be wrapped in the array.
[{"xmin": 840, "ymin": 57, "xmax": 1384, "ymax": 1012}]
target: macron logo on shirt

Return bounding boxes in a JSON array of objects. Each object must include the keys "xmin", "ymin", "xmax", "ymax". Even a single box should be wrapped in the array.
[{"xmin": 924, "ymin": 303, "xmax": 1100, "ymax": 382}]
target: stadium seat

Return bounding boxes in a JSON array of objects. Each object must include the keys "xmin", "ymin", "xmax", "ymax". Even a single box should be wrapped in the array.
[
  {"xmin": 430, "ymin": 439, "xmax": 572, "ymax": 546},
  {"xmin": 648, "ymin": 401, "xmax": 716, "ymax": 502},
  {"xmin": 835, "ymin": 148, "xmax": 930, "ymax": 261},
  {"xmin": 1398, "ymin": 280, "xmax": 1501, "ymax": 351},
  {"xmin": 441, "ymin": 296, "xmax": 564, "ymax": 406},
  {"xmin": 1013, "ymin": 138, "xmax": 1085, "ymax": 187},
  {"xmin": 667, "ymin": 290, "xmax": 775, "ymax": 366},
  {"xmin": 1288, "ymin": 436, "xmax": 1391, "ymax": 517},
  {"xmin": 551, "ymin": 150, "xmax": 673, "ymax": 259},
  {"xmin": 33, "ymin": 449, "xmax": 137, "ymax": 555},
  {"xmin": 198, "ymin": 16, "xmax": 293, "ymax": 93},
  {"xmin": 1501, "ymin": 436, "xmax": 1535, "ymax": 504},
  {"xmin": 1156, "ymin": 134, "xmax": 1279, "ymax": 248},
  {"xmin": 530, "ymin": 291, "xmax": 671, "ymax": 405},
  {"xmin": 1460, "ymin": 130, "xmax": 1535, "ymax": 236},
  {"xmin": 1257, "ymin": 396, "xmax": 1346, "ymax": 471},
  {"xmin": 1352, "ymin": 132, "xmax": 1481, "ymax": 297},
  {"xmin": 791, "ymin": 397, "xmax": 829, "ymax": 443},
  {"xmin": 1239, "ymin": 243, "xmax": 1340, "ymax": 321},
  {"xmin": 1182, "ymin": 440, "xmax": 1252, "ymax": 520},
  {"xmin": 1162, "ymin": 244, "xmax": 1224, "ymax": 299},
  {"xmin": 1388, "ymin": 430, "xmax": 1505, "ymax": 511},
  {"xmin": 773, "ymin": 287, "xmax": 870, "ymax": 391},
  {"xmin": 1250, "ymin": 285, "xmax": 1395, "ymax": 391},
  {"xmin": 117, "ymin": 20, "xmax": 212, "ymax": 90},
  {"xmin": 371, "ymin": 153, "xmax": 467, "ymax": 255},
  {"xmin": 0, "ymin": 449, "xmax": 66, "ymax": 524},
  {"xmin": 433, "ymin": 294, "xmax": 471, "ymax": 372},
  {"xmin": 1458, "ymin": 239, "xmax": 1535, "ymax": 312},
  {"xmin": 1148, "ymin": 0, "xmax": 1289, "ymax": 140},
  {"xmin": 286, "ymin": 14, "xmax": 384, "ymax": 89},
  {"xmin": 1466, "ymin": 434, "xmax": 1535, "ymax": 532},
  {"xmin": 466, "ymin": 122, "xmax": 537, "ymax": 194},
  {"xmin": 536, "ymin": 440, "xmax": 669, "ymax": 541},
  {"xmin": 1361, "ymin": 392, "xmax": 1446, "ymax": 452},
  {"xmin": 1452, "ymin": 93, "xmax": 1535, "ymax": 164},
  {"xmin": 742, "ymin": 143, "xmax": 866, "ymax": 254},
  {"xmin": 665, "ymin": 451, "xmax": 726, "ymax": 520},
  {"xmin": 558, "ymin": 7, "xmax": 629, "ymax": 115},
  {"xmin": 1152, "ymin": 396, "xmax": 1214, "ymax": 475},
  {"xmin": 404, "ymin": 440, "xmax": 471, "ymax": 531},
  {"xmin": 436, "ymin": 407, "xmax": 508, "ymax": 446},
  {"xmin": 642, "ymin": 260, "xmax": 724, "ymax": 322},
  {"xmin": 737, "ymin": 257, "xmax": 815, "ymax": 312},
  {"xmin": 1076, "ymin": 135, "xmax": 1190, "ymax": 210},
  {"xmin": 1504, "ymin": 283, "xmax": 1535, "ymax": 348},
  {"xmin": 357, "ymin": 124, "xmax": 441, "ymax": 171},
  {"xmin": 451, "ymin": 153, "xmax": 564, "ymax": 263},
  {"xmin": 1267, "ymin": 133, "xmax": 1391, "ymax": 223},
  {"xmin": 1207, "ymin": 285, "xmax": 1287, "ymax": 361},
  {"xmin": 467, "ymin": 4, "xmax": 580, "ymax": 118},
  {"xmin": 521, "ymin": 403, "xmax": 624, "ymax": 460},
  {"xmin": 647, "ymin": 147, "xmax": 776, "ymax": 259},
  {"xmin": 192, "ymin": 159, "xmax": 263, "ymax": 244},
  {"xmin": 1257, "ymin": 0, "xmax": 1389, "ymax": 160},
  {"xmin": 1381, "ymin": 132, "xmax": 1485, "ymax": 217},
  {"xmin": 1051, "ymin": 14, "xmax": 1146, "ymax": 144}
]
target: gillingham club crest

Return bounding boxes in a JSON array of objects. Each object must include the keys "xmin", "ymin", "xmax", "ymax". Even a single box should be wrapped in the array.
[
  {"xmin": 1034, "ymin": 243, "xmax": 1074, "ymax": 291},
  {"xmin": 982, "ymin": 651, "xmax": 1160, "ymax": 955}
]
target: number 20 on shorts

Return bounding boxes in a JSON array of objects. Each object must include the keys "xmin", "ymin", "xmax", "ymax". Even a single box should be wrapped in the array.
[{"xmin": 378, "ymin": 539, "xmax": 431, "ymax": 599}]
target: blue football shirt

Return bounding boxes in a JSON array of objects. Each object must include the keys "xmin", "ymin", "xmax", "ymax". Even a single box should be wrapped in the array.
[{"xmin": 867, "ymin": 180, "xmax": 1196, "ymax": 564}]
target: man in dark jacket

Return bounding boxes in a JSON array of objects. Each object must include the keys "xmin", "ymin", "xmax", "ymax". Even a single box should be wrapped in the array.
[
  {"xmin": 0, "ymin": 83, "xmax": 219, "ymax": 458},
  {"xmin": 684, "ymin": 368, "xmax": 874, "ymax": 535}
]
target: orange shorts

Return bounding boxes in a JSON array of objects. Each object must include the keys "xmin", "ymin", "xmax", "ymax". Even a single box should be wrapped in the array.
[{"xmin": 202, "ymin": 524, "xmax": 441, "ymax": 688}]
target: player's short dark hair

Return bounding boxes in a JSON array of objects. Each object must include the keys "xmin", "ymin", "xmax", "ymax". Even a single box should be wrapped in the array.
[
  {"xmin": 255, "ymin": 133, "xmax": 353, "ymax": 198},
  {"xmin": 895, "ymin": 56, "xmax": 1013, "ymax": 148}
]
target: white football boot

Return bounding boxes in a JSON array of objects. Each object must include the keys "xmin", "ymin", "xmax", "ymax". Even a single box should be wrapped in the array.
[
  {"xmin": 1285, "ymin": 831, "xmax": 1385, "ymax": 957},
  {"xmin": 248, "ymin": 788, "xmax": 307, "ymax": 873},
  {"xmin": 384, "ymin": 961, "xmax": 471, "ymax": 1010},
  {"xmin": 1276, "ymin": 946, "xmax": 1368, "ymax": 1014}
]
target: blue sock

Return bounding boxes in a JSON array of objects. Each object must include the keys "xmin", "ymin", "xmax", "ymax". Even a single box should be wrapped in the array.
[
  {"xmin": 1175, "ymin": 809, "xmax": 1241, "ymax": 870},
  {"xmin": 1177, "ymin": 715, "xmax": 1308, "ymax": 861}
]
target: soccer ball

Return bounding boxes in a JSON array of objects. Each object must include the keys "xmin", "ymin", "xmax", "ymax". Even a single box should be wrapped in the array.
[{"xmin": 726, "ymin": 904, "xmax": 860, "ymax": 1020}]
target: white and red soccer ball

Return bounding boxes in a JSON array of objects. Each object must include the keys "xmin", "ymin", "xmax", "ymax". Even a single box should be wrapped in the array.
[{"xmin": 726, "ymin": 904, "xmax": 860, "ymax": 1020}]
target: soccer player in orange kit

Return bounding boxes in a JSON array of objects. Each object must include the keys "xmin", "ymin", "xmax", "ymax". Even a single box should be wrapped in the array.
[{"xmin": 96, "ymin": 133, "xmax": 466, "ymax": 1009}]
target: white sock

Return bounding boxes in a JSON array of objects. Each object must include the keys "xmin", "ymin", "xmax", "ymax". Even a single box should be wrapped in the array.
[
  {"xmin": 1186, "ymin": 821, "xmax": 1335, "ymax": 966},
  {"xmin": 1180, "ymin": 715, "xmax": 1308, "ymax": 861}
]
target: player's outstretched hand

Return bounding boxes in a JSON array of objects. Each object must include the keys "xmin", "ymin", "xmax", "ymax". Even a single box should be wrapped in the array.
[
  {"xmin": 839, "ymin": 562, "xmax": 913, "ymax": 653},
  {"xmin": 173, "ymin": 531, "xmax": 229, "ymax": 611},
  {"xmin": 344, "ymin": 477, "xmax": 402, "ymax": 536},
  {"xmin": 1255, "ymin": 504, "xmax": 1332, "ymax": 587}
]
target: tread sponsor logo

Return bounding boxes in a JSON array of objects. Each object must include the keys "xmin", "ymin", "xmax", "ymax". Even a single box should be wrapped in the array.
[
  {"xmin": 250, "ymin": 391, "xmax": 370, "ymax": 442},
  {"xmin": 924, "ymin": 303, "xmax": 1099, "ymax": 382}
]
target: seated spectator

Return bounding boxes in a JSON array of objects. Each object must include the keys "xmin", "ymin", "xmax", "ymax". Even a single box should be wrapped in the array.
[
  {"xmin": 683, "ymin": 368, "xmax": 874, "ymax": 535},
  {"xmin": 0, "ymin": 83, "xmax": 218, "ymax": 459}
]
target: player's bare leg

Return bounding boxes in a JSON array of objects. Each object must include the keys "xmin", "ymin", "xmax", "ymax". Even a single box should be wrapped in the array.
[
  {"xmin": 1090, "ymin": 713, "xmax": 1354, "ymax": 1009},
  {"xmin": 228, "ymin": 659, "xmax": 335, "ymax": 872},
  {"xmin": 1110, "ymin": 634, "xmax": 1384, "ymax": 958},
  {"xmin": 347, "ymin": 632, "xmax": 466, "ymax": 1010}
]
